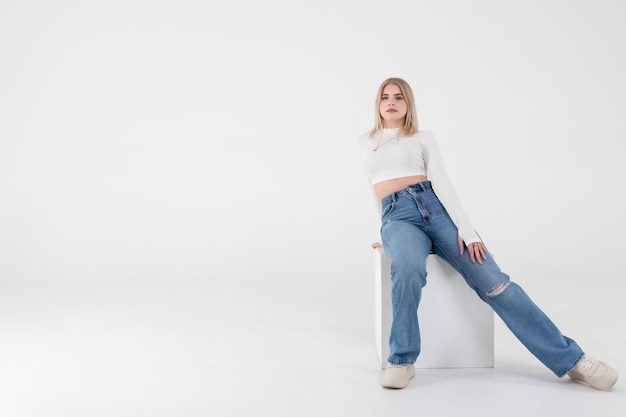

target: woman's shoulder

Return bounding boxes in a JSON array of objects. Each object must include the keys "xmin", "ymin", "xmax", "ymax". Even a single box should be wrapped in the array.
[
  {"xmin": 394, "ymin": 129, "xmax": 433, "ymax": 138},
  {"xmin": 415, "ymin": 130, "xmax": 435, "ymax": 142},
  {"xmin": 355, "ymin": 131, "xmax": 373, "ymax": 154}
]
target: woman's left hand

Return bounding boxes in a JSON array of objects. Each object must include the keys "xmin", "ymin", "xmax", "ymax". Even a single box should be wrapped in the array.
[{"xmin": 458, "ymin": 236, "xmax": 487, "ymax": 264}]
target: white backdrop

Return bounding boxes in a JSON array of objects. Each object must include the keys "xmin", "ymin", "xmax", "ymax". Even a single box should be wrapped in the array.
[
  {"xmin": 1, "ymin": 0, "xmax": 625, "ymax": 344},
  {"xmin": 2, "ymin": 2, "xmax": 626, "ymax": 415}
]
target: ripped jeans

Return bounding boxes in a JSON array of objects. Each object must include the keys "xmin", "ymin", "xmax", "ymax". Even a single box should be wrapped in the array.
[{"xmin": 381, "ymin": 181, "xmax": 584, "ymax": 377}]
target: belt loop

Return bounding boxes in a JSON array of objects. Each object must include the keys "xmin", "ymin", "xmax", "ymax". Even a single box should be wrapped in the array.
[
  {"xmin": 392, "ymin": 192, "xmax": 397, "ymax": 204},
  {"xmin": 419, "ymin": 182, "xmax": 427, "ymax": 192}
]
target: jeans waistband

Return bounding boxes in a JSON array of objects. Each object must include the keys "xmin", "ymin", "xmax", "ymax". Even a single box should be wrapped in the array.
[{"xmin": 382, "ymin": 181, "xmax": 433, "ymax": 205}]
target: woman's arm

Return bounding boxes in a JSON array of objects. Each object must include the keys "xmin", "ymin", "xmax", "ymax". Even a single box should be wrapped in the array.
[
  {"xmin": 422, "ymin": 131, "xmax": 486, "ymax": 263},
  {"xmin": 356, "ymin": 134, "xmax": 384, "ymax": 248}
]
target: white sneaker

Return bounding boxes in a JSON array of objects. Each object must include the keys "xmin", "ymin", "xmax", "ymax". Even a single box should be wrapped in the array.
[
  {"xmin": 568, "ymin": 355, "xmax": 618, "ymax": 390},
  {"xmin": 381, "ymin": 363, "xmax": 415, "ymax": 389}
]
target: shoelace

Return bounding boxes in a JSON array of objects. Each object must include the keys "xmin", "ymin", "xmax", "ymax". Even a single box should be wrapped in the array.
[{"xmin": 576, "ymin": 357, "xmax": 597, "ymax": 374}]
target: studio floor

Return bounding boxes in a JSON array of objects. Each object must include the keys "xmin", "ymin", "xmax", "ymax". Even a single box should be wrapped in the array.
[{"xmin": 1, "ymin": 278, "xmax": 623, "ymax": 417}]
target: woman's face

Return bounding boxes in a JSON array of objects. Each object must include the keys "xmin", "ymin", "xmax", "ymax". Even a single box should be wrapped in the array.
[{"xmin": 379, "ymin": 83, "xmax": 407, "ymax": 128}]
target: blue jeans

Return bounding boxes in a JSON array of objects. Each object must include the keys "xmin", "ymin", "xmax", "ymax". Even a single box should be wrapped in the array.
[{"xmin": 380, "ymin": 181, "xmax": 584, "ymax": 377}]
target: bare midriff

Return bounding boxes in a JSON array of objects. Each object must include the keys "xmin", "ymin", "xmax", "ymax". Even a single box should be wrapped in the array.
[{"xmin": 373, "ymin": 175, "xmax": 429, "ymax": 201}]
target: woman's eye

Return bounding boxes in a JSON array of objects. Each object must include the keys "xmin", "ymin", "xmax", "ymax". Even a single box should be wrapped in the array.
[{"xmin": 395, "ymin": 96, "xmax": 404, "ymax": 100}]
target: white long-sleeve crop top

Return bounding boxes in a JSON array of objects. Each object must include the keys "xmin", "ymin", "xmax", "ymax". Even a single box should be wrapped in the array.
[{"xmin": 356, "ymin": 128, "xmax": 481, "ymax": 245}]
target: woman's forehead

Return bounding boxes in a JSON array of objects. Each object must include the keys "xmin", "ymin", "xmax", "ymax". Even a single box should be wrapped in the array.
[{"xmin": 382, "ymin": 84, "xmax": 402, "ymax": 94}]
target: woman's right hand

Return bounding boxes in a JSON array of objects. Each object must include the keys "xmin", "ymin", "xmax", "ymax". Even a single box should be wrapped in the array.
[{"xmin": 458, "ymin": 236, "xmax": 487, "ymax": 264}]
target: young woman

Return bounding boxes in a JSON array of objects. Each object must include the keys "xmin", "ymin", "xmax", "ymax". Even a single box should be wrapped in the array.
[{"xmin": 356, "ymin": 77, "xmax": 618, "ymax": 390}]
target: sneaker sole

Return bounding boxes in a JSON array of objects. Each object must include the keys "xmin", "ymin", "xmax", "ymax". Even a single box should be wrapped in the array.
[
  {"xmin": 381, "ymin": 367, "xmax": 415, "ymax": 389},
  {"xmin": 569, "ymin": 367, "xmax": 619, "ymax": 390}
]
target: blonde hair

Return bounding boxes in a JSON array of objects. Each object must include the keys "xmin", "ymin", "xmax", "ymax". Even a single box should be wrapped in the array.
[{"xmin": 368, "ymin": 77, "xmax": 419, "ymax": 138}]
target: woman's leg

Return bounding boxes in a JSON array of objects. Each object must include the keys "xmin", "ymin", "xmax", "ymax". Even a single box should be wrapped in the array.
[
  {"xmin": 380, "ymin": 190, "xmax": 433, "ymax": 366},
  {"xmin": 381, "ymin": 220, "xmax": 431, "ymax": 365},
  {"xmin": 422, "ymin": 190, "xmax": 584, "ymax": 377}
]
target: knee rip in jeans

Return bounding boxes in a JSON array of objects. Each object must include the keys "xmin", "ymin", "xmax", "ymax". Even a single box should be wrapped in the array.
[{"xmin": 487, "ymin": 282, "xmax": 510, "ymax": 297}]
